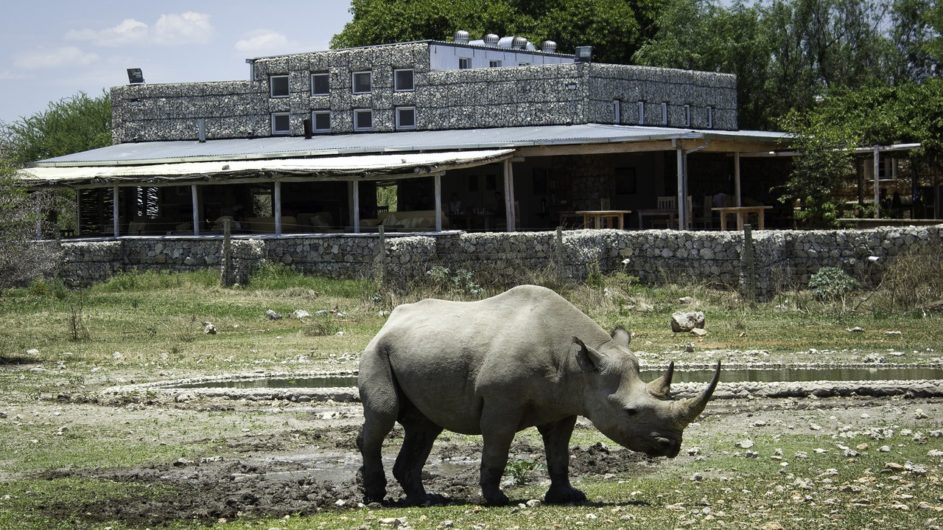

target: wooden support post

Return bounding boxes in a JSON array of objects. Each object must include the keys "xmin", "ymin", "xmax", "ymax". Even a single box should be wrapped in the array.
[
  {"xmin": 352, "ymin": 180, "xmax": 360, "ymax": 233},
  {"xmin": 734, "ymin": 151, "xmax": 742, "ymax": 207},
  {"xmin": 113, "ymin": 185, "xmax": 120, "ymax": 238},
  {"xmin": 676, "ymin": 147, "xmax": 687, "ymax": 229},
  {"xmin": 503, "ymin": 159, "xmax": 516, "ymax": 231},
  {"xmin": 873, "ymin": 146, "xmax": 881, "ymax": 219},
  {"xmin": 191, "ymin": 184, "xmax": 200, "ymax": 236},
  {"xmin": 274, "ymin": 181, "xmax": 282, "ymax": 237},
  {"xmin": 741, "ymin": 224, "xmax": 755, "ymax": 305},
  {"xmin": 434, "ymin": 174, "xmax": 443, "ymax": 232},
  {"xmin": 75, "ymin": 191, "xmax": 82, "ymax": 237}
]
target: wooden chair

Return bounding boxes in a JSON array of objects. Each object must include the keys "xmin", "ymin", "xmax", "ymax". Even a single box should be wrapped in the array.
[
  {"xmin": 693, "ymin": 195, "xmax": 714, "ymax": 229},
  {"xmin": 651, "ymin": 195, "xmax": 676, "ymax": 228}
]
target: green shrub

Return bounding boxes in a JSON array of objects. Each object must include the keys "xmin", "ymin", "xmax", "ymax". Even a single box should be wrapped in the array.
[{"xmin": 808, "ymin": 267, "xmax": 858, "ymax": 301}]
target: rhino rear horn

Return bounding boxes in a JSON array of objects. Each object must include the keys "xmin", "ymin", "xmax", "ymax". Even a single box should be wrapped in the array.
[
  {"xmin": 647, "ymin": 361, "xmax": 674, "ymax": 398},
  {"xmin": 677, "ymin": 361, "xmax": 721, "ymax": 424}
]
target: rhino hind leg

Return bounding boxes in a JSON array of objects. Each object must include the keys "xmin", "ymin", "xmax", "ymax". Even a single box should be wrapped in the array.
[
  {"xmin": 392, "ymin": 406, "xmax": 443, "ymax": 505},
  {"xmin": 539, "ymin": 416, "xmax": 587, "ymax": 505},
  {"xmin": 357, "ymin": 348, "xmax": 400, "ymax": 504}
]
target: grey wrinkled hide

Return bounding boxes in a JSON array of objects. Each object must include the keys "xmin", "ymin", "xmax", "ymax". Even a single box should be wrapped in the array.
[{"xmin": 357, "ymin": 285, "xmax": 718, "ymax": 506}]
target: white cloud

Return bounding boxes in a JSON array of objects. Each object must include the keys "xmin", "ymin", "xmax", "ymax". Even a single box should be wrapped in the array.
[
  {"xmin": 64, "ymin": 12, "xmax": 212, "ymax": 48},
  {"xmin": 66, "ymin": 18, "xmax": 148, "ymax": 47},
  {"xmin": 234, "ymin": 30, "xmax": 292, "ymax": 55},
  {"xmin": 154, "ymin": 12, "xmax": 213, "ymax": 45},
  {"xmin": 14, "ymin": 47, "xmax": 99, "ymax": 70},
  {"xmin": 0, "ymin": 70, "xmax": 31, "ymax": 80}
]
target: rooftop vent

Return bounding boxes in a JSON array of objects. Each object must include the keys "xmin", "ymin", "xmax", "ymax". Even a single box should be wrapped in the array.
[
  {"xmin": 512, "ymin": 36, "xmax": 528, "ymax": 50},
  {"xmin": 541, "ymin": 40, "xmax": 557, "ymax": 53},
  {"xmin": 454, "ymin": 30, "xmax": 470, "ymax": 44},
  {"xmin": 484, "ymin": 33, "xmax": 499, "ymax": 46}
]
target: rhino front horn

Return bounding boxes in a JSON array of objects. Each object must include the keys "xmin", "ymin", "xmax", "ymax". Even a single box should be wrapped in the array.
[{"xmin": 678, "ymin": 361, "xmax": 721, "ymax": 424}]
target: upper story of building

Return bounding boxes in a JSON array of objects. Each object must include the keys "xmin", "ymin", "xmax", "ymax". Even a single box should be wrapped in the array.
[{"xmin": 110, "ymin": 32, "xmax": 738, "ymax": 144}]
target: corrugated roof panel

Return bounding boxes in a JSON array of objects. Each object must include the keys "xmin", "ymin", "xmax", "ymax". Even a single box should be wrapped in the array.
[{"xmin": 35, "ymin": 124, "xmax": 790, "ymax": 167}]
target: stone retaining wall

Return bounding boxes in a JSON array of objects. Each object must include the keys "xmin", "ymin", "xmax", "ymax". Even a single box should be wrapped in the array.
[{"xmin": 49, "ymin": 225, "xmax": 943, "ymax": 296}]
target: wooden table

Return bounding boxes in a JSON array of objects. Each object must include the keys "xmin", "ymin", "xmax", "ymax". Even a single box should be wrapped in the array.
[
  {"xmin": 713, "ymin": 206, "xmax": 773, "ymax": 230},
  {"xmin": 637, "ymin": 208, "xmax": 677, "ymax": 229},
  {"xmin": 575, "ymin": 210, "xmax": 632, "ymax": 229}
]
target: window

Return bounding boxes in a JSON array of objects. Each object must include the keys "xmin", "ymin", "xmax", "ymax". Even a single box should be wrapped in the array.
[
  {"xmin": 353, "ymin": 109, "xmax": 373, "ymax": 131},
  {"xmin": 612, "ymin": 99, "xmax": 621, "ymax": 124},
  {"xmin": 271, "ymin": 112, "xmax": 291, "ymax": 135},
  {"xmin": 270, "ymin": 75, "xmax": 289, "ymax": 97},
  {"xmin": 458, "ymin": 57, "xmax": 471, "ymax": 69},
  {"xmin": 637, "ymin": 101, "xmax": 645, "ymax": 125},
  {"xmin": 683, "ymin": 105, "xmax": 691, "ymax": 127},
  {"xmin": 394, "ymin": 69, "xmax": 414, "ymax": 91},
  {"xmin": 352, "ymin": 71, "xmax": 372, "ymax": 94},
  {"xmin": 311, "ymin": 72, "xmax": 329, "ymax": 95},
  {"xmin": 489, "ymin": 60, "xmax": 502, "ymax": 68},
  {"xmin": 519, "ymin": 62, "xmax": 530, "ymax": 66},
  {"xmin": 396, "ymin": 107, "xmax": 416, "ymax": 130},
  {"xmin": 312, "ymin": 111, "xmax": 331, "ymax": 133},
  {"xmin": 661, "ymin": 102, "xmax": 668, "ymax": 125},
  {"xmin": 707, "ymin": 106, "xmax": 714, "ymax": 129}
]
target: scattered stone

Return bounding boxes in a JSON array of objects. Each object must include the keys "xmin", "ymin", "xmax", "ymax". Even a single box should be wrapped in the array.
[
  {"xmin": 884, "ymin": 330, "xmax": 902, "ymax": 337},
  {"xmin": 291, "ymin": 309, "xmax": 311, "ymax": 319},
  {"xmin": 26, "ymin": 348, "xmax": 39, "ymax": 356},
  {"xmin": 678, "ymin": 296, "xmax": 694, "ymax": 304},
  {"xmin": 379, "ymin": 518, "xmax": 405, "ymax": 527},
  {"xmin": 334, "ymin": 499, "xmax": 347, "ymax": 507},
  {"xmin": 202, "ymin": 322, "xmax": 217, "ymax": 334},
  {"xmin": 671, "ymin": 311, "xmax": 705, "ymax": 332},
  {"xmin": 173, "ymin": 458, "xmax": 195, "ymax": 467},
  {"xmin": 265, "ymin": 310, "xmax": 282, "ymax": 320},
  {"xmin": 885, "ymin": 462, "xmax": 905, "ymax": 471},
  {"xmin": 525, "ymin": 499, "xmax": 541, "ymax": 508},
  {"xmin": 737, "ymin": 439, "xmax": 754, "ymax": 449},
  {"xmin": 687, "ymin": 447, "xmax": 701, "ymax": 456},
  {"xmin": 690, "ymin": 328, "xmax": 708, "ymax": 337},
  {"xmin": 928, "ymin": 449, "xmax": 943, "ymax": 458},
  {"xmin": 847, "ymin": 326, "xmax": 864, "ymax": 333},
  {"xmin": 0, "ymin": 412, "xmax": 6, "ymax": 419},
  {"xmin": 863, "ymin": 353, "xmax": 885, "ymax": 364},
  {"xmin": 915, "ymin": 409, "xmax": 929, "ymax": 419},
  {"xmin": 745, "ymin": 450, "xmax": 759, "ymax": 459},
  {"xmin": 112, "ymin": 351, "xmax": 123, "ymax": 361},
  {"xmin": 684, "ymin": 342, "xmax": 695, "ymax": 353},
  {"xmin": 809, "ymin": 423, "xmax": 822, "ymax": 431},
  {"xmin": 439, "ymin": 520, "xmax": 454, "ymax": 528},
  {"xmin": 904, "ymin": 462, "xmax": 928, "ymax": 475},
  {"xmin": 879, "ymin": 445, "xmax": 891, "ymax": 453}
]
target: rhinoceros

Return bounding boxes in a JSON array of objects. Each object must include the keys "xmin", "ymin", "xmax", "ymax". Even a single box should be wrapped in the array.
[{"xmin": 357, "ymin": 285, "xmax": 720, "ymax": 505}]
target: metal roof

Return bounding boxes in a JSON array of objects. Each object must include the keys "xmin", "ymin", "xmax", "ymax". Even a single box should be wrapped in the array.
[
  {"xmin": 18, "ymin": 149, "xmax": 515, "ymax": 187},
  {"xmin": 34, "ymin": 124, "xmax": 791, "ymax": 168}
]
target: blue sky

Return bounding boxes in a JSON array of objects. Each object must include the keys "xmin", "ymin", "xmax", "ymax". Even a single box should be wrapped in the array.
[{"xmin": 0, "ymin": 1, "xmax": 355, "ymax": 123}]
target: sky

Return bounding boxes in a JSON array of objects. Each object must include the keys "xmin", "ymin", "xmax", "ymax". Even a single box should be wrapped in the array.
[{"xmin": 0, "ymin": 1, "xmax": 355, "ymax": 124}]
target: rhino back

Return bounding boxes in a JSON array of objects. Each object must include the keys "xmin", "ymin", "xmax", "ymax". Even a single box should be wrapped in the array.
[{"xmin": 368, "ymin": 285, "xmax": 609, "ymax": 433}]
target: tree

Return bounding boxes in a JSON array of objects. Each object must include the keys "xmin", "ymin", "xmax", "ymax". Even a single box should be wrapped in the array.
[
  {"xmin": 331, "ymin": 0, "xmax": 661, "ymax": 62},
  {"xmin": 633, "ymin": 0, "xmax": 776, "ymax": 129},
  {"xmin": 779, "ymin": 79, "xmax": 943, "ymax": 226},
  {"xmin": 0, "ymin": 167, "xmax": 61, "ymax": 288},
  {"xmin": 1, "ymin": 91, "xmax": 111, "ymax": 169},
  {"xmin": 1, "ymin": 92, "xmax": 112, "ymax": 238}
]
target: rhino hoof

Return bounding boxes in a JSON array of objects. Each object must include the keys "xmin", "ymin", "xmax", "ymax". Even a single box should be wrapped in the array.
[
  {"xmin": 544, "ymin": 486, "xmax": 587, "ymax": 505},
  {"xmin": 482, "ymin": 489, "xmax": 510, "ymax": 506}
]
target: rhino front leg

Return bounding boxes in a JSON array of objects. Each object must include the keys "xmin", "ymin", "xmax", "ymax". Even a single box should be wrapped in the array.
[
  {"xmin": 538, "ymin": 416, "xmax": 586, "ymax": 504},
  {"xmin": 479, "ymin": 420, "xmax": 516, "ymax": 505}
]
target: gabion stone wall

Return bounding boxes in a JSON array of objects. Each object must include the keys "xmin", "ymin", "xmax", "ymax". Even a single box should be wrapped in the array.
[
  {"xmin": 110, "ymin": 42, "xmax": 739, "ymax": 144},
  {"xmin": 49, "ymin": 226, "xmax": 943, "ymax": 297}
]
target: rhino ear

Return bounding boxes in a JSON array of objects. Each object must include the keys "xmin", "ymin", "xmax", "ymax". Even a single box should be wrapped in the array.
[
  {"xmin": 573, "ymin": 336, "xmax": 607, "ymax": 372},
  {"xmin": 611, "ymin": 326, "xmax": 631, "ymax": 348}
]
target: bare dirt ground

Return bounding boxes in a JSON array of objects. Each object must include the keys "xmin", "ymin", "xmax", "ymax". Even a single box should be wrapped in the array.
[{"xmin": 8, "ymin": 390, "xmax": 941, "ymax": 528}]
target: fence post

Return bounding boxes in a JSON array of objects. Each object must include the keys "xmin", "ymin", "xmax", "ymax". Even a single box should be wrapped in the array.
[
  {"xmin": 554, "ymin": 226, "xmax": 565, "ymax": 280},
  {"xmin": 741, "ymin": 223, "xmax": 756, "ymax": 304},
  {"xmin": 220, "ymin": 218, "xmax": 233, "ymax": 287},
  {"xmin": 374, "ymin": 225, "xmax": 386, "ymax": 288}
]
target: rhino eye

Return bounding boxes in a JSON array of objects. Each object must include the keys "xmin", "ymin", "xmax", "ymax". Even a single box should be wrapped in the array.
[{"xmin": 625, "ymin": 407, "xmax": 639, "ymax": 416}]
